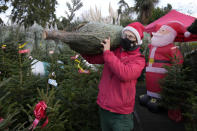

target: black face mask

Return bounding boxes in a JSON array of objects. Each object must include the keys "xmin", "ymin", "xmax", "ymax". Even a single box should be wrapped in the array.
[{"xmin": 120, "ymin": 38, "xmax": 138, "ymax": 51}]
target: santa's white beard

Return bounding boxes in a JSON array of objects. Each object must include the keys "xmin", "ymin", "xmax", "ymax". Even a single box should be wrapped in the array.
[{"xmin": 151, "ymin": 32, "xmax": 176, "ymax": 47}]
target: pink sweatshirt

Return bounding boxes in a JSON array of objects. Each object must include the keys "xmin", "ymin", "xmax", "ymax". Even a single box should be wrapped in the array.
[{"xmin": 82, "ymin": 47, "xmax": 145, "ymax": 114}]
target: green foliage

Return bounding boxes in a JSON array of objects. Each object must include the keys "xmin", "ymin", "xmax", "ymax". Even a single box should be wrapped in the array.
[
  {"xmin": 148, "ymin": 4, "xmax": 172, "ymax": 24},
  {"xmin": 50, "ymin": 46, "xmax": 101, "ymax": 130},
  {"xmin": 0, "ymin": 0, "xmax": 9, "ymax": 13},
  {"xmin": 137, "ymin": 33, "xmax": 151, "ymax": 81},
  {"xmin": 57, "ymin": 62, "xmax": 101, "ymax": 130},
  {"xmin": 160, "ymin": 52, "xmax": 197, "ymax": 131},
  {"xmin": 118, "ymin": 0, "xmax": 136, "ymax": 27},
  {"xmin": 0, "ymin": 23, "xmax": 102, "ymax": 130},
  {"xmin": 65, "ymin": 0, "xmax": 83, "ymax": 22},
  {"xmin": 27, "ymin": 88, "xmax": 68, "ymax": 131},
  {"xmin": 56, "ymin": 0, "xmax": 83, "ymax": 31},
  {"xmin": 44, "ymin": 42, "xmax": 101, "ymax": 130},
  {"xmin": 134, "ymin": 0, "xmax": 159, "ymax": 24},
  {"xmin": 56, "ymin": 17, "xmax": 70, "ymax": 30},
  {"xmin": 118, "ymin": 0, "xmax": 133, "ymax": 18},
  {"xmin": 0, "ymin": 92, "xmax": 19, "ymax": 131},
  {"xmin": 183, "ymin": 50, "xmax": 197, "ymax": 83},
  {"xmin": 0, "ymin": 27, "xmax": 47, "ymax": 130},
  {"xmin": 11, "ymin": 0, "xmax": 57, "ymax": 28},
  {"xmin": 0, "ymin": 0, "xmax": 10, "ymax": 24},
  {"xmin": 0, "ymin": 27, "xmax": 26, "ymax": 80},
  {"xmin": 160, "ymin": 64, "xmax": 195, "ymax": 109},
  {"xmin": 120, "ymin": 18, "xmax": 136, "ymax": 27},
  {"xmin": 183, "ymin": 50, "xmax": 197, "ymax": 131}
]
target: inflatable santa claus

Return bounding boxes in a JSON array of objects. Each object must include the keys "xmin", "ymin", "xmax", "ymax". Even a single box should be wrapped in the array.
[{"xmin": 139, "ymin": 21, "xmax": 189, "ymax": 113}]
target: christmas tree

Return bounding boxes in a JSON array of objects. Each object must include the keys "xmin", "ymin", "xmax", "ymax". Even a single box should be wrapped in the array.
[
  {"xmin": 160, "ymin": 45, "xmax": 197, "ymax": 131},
  {"xmin": 0, "ymin": 24, "xmax": 103, "ymax": 130}
]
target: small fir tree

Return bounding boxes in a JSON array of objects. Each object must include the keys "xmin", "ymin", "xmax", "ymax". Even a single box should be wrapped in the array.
[{"xmin": 160, "ymin": 51, "xmax": 197, "ymax": 131}]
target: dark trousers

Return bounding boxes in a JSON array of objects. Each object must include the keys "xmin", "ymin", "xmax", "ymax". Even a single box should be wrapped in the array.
[{"xmin": 99, "ymin": 107, "xmax": 134, "ymax": 131}]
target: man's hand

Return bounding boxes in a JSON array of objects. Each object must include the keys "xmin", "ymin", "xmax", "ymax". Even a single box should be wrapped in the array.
[{"xmin": 101, "ymin": 37, "xmax": 110, "ymax": 51}]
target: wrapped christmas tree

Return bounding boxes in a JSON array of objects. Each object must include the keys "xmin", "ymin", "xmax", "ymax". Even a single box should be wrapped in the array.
[{"xmin": 43, "ymin": 22, "xmax": 123, "ymax": 54}]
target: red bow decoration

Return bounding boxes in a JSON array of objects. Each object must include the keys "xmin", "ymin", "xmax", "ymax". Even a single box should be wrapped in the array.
[
  {"xmin": 168, "ymin": 109, "xmax": 182, "ymax": 122},
  {"xmin": 19, "ymin": 49, "xmax": 30, "ymax": 54},
  {"xmin": 29, "ymin": 101, "xmax": 48, "ymax": 130},
  {"xmin": 0, "ymin": 117, "xmax": 4, "ymax": 123}
]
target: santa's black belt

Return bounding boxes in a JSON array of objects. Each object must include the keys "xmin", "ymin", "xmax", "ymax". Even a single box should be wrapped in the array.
[
  {"xmin": 155, "ymin": 60, "xmax": 171, "ymax": 63},
  {"xmin": 149, "ymin": 59, "xmax": 171, "ymax": 63}
]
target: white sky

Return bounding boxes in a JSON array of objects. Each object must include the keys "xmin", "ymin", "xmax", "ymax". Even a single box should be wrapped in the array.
[
  {"xmin": 56, "ymin": 0, "xmax": 197, "ymax": 19},
  {"xmin": 1, "ymin": 0, "xmax": 197, "ymax": 24}
]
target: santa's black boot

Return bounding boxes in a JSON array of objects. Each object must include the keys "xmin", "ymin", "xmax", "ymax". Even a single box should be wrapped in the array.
[
  {"xmin": 147, "ymin": 97, "xmax": 161, "ymax": 113},
  {"xmin": 138, "ymin": 94, "xmax": 150, "ymax": 106}
]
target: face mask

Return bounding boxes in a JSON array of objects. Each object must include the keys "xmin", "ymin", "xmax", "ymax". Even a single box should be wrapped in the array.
[{"xmin": 120, "ymin": 38, "xmax": 137, "ymax": 51}]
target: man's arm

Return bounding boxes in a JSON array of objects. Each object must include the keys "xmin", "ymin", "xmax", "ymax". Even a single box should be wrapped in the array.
[
  {"xmin": 101, "ymin": 37, "xmax": 145, "ymax": 81},
  {"xmin": 104, "ymin": 51, "xmax": 145, "ymax": 81}
]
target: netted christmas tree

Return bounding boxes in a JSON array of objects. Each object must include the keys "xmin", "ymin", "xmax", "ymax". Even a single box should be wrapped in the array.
[{"xmin": 43, "ymin": 22, "xmax": 123, "ymax": 55}]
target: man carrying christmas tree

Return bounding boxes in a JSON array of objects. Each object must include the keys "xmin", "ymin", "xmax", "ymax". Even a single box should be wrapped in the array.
[
  {"xmin": 82, "ymin": 22, "xmax": 145, "ymax": 131},
  {"xmin": 139, "ymin": 21, "xmax": 188, "ymax": 114}
]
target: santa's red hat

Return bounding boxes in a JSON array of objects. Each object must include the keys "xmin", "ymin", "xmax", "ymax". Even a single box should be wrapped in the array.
[
  {"xmin": 157, "ymin": 21, "xmax": 191, "ymax": 38},
  {"xmin": 122, "ymin": 22, "xmax": 145, "ymax": 45}
]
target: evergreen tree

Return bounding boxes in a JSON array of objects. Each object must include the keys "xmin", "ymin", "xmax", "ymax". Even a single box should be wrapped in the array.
[
  {"xmin": 0, "ymin": 0, "xmax": 9, "ymax": 13},
  {"xmin": 65, "ymin": 0, "xmax": 83, "ymax": 23},
  {"xmin": 0, "ymin": 12, "xmax": 104, "ymax": 130},
  {"xmin": 0, "ymin": 0, "xmax": 10, "ymax": 24},
  {"xmin": 0, "ymin": 92, "xmax": 19, "ymax": 131},
  {"xmin": 46, "ymin": 45, "xmax": 102, "ymax": 130},
  {"xmin": 134, "ymin": 0, "xmax": 159, "ymax": 24},
  {"xmin": 0, "ymin": 26, "xmax": 47, "ymax": 130},
  {"xmin": 31, "ymin": 39, "xmax": 101, "ymax": 130},
  {"xmin": 148, "ymin": 4, "xmax": 172, "ymax": 24},
  {"xmin": 160, "ymin": 52, "xmax": 197, "ymax": 131},
  {"xmin": 24, "ymin": 88, "xmax": 68, "ymax": 131},
  {"xmin": 118, "ymin": 0, "xmax": 136, "ymax": 26},
  {"xmin": 11, "ymin": 0, "xmax": 57, "ymax": 28},
  {"xmin": 183, "ymin": 50, "xmax": 197, "ymax": 131},
  {"xmin": 56, "ymin": 0, "xmax": 83, "ymax": 31}
]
